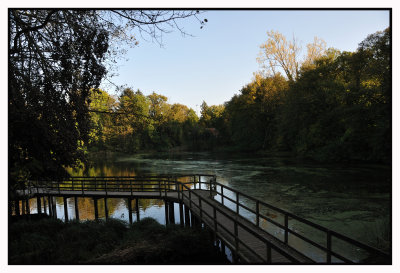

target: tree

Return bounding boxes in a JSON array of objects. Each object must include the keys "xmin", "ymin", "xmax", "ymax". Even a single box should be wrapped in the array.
[
  {"xmin": 9, "ymin": 9, "xmax": 206, "ymax": 187},
  {"xmin": 257, "ymin": 30, "xmax": 326, "ymax": 81},
  {"xmin": 9, "ymin": 10, "xmax": 109, "ymax": 185}
]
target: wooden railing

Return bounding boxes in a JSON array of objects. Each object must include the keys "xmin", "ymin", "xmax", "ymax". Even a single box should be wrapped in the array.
[
  {"xmin": 209, "ymin": 181, "xmax": 390, "ymax": 264},
  {"xmin": 21, "ymin": 174, "xmax": 214, "ymax": 196},
  {"xmin": 18, "ymin": 175, "xmax": 390, "ymax": 264}
]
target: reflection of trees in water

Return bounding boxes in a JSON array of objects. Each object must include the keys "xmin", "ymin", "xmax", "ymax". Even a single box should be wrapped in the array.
[
  {"xmin": 67, "ymin": 164, "xmax": 138, "ymax": 177},
  {"xmin": 54, "ymin": 196, "xmax": 167, "ymax": 220},
  {"xmin": 139, "ymin": 198, "xmax": 164, "ymax": 210},
  {"xmin": 74, "ymin": 197, "xmax": 95, "ymax": 220}
]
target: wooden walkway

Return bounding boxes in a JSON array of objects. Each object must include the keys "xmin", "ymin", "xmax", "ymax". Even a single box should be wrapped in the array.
[
  {"xmin": 182, "ymin": 190, "xmax": 311, "ymax": 263},
  {"xmin": 13, "ymin": 175, "xmax": 390, "ymax": 264}
]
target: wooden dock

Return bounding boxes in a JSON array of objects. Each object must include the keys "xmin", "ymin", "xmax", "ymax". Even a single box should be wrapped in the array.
[{"xmin": 13, "ymin": 175, "xmax": 390, "ymax": 264}]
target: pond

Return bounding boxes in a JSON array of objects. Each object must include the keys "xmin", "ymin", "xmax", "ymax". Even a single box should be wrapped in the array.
[{"xmin": 26, "ymin": 151, "xmax": 391, "ymax": 262}]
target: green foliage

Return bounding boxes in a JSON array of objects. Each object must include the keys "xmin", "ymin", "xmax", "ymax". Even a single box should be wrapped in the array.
[
  {"xmin": 86, "ymin": 28, "xmax": 390, "ymax": 163},
  {"xmin": 9, "ymin": 10, "xmax": 109, "ymax": 183},
  {"xmin": 9, "ymin": 217, "xmax": 227, "ymax": 265},
  {"xmin": 87, "ymin": 89, "xmax": 202, "ymax": 153}
]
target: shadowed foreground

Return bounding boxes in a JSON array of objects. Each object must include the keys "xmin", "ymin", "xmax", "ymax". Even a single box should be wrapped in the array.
[{"xmin": 9, "ymin": 216, "xmax": 229, "ymax": 265}]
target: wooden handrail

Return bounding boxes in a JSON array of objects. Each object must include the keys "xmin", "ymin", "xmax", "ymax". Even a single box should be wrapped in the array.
[
  {"xmin": 212, "ymin": 181, "xmax": 390, "ymax": 262},
  {"xmin": 22, "ymin": 175, "xmax": 390, "ymax": 264}
]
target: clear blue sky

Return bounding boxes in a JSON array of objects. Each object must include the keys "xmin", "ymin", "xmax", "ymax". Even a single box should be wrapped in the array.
[{"xmin": 102, "ymin": 10, "xmax": 390, "ymax": 115}]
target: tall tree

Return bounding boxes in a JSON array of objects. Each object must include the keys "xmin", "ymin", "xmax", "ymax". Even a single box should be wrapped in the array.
[
  {"xmin": 257, "ymin": 30, "xmax": 326, "ymax": 81},
  {"xmin": 9, "ymin": 9, "xmax": 206, "ymax": 188}
]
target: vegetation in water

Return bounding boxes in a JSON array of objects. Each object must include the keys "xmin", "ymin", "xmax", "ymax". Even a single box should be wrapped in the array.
[{"xmin": 9, "ymin": 217, "xmax": 228, "ymax": 265}]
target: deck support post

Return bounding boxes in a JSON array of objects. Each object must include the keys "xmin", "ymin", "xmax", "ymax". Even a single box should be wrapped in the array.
[
  {"xmin": 74, "ymin": 197, "xmax": 79, "ymax": 221},
  {"xmin": 104, "ymin": 197, "xmax": 109, "ymax": 220},
  {"xmin": 135, "ymin": 198, "xmax": 140, "ymax": 222},
  {"xmin": 37, "ymin": 196, "xmax": 41, "ymax": 214},
  {"xmin": 48, "ymin": 196, "xmax": 52, "ymax": 217},
  {"xmin": 26, "ymin": 198, "xmax": 30, "ymax": 215},
  {"xmin": 21, "ymin": 199, "xmax": 26, "ymax": 215},
  {"xmin": 220, "ymin": 240, "xmax": 226, "ymax": 257},
  {"xmin": 165, "ymin": 200, "xmax": 169, "ymax": 225},
  {"xmin": 179, "ymin": 202, "xmax": 184, "ymax": 227},
  {"xmin": 184, "ymin": 205, "xmax": 190, "ymax": 227},
  {"xmin": 63, "ymin": 197, "xmax": 68, "ymax": 222},
  {"xmin": 168, "ymin": 201, "xmax": 175, "ymax": 224},
  {"xmin": 190, "ymin": 213, "xmax": 198, "ymax": 228},
  {"xmin": 127, "ymin": 198, "xmax": 133, "ymax": 225},
  {"xmin": 43, "ymin": 196, "xmax": 47, "ymax": 215},
  {"xmin": 15, "ymin": 200, "xmax": 20, "ymax": 216},
  {"xmin": 52, "ymin": 197, "xmax": 57, "ymax": 219},
  {"xmin": 93, "ymin": 198, "xmax": 99, "ymax": 220}
]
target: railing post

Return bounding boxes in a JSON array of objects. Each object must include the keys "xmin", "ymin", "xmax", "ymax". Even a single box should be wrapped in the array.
[
  {"xmin": 130, "ymin": 179, "xmax": 133, "ymax": 196},
  {"xmin": 72, "ymin": 177, "xmax": 74, "ymax": 191},
  {"xmin": 213, "ymin": 206, "xmax": 217, "ymax": 238},
  {"xmin": 221, "ymin": 186, "xmax": 224, "ymax": 205},
  {"xmin": 209, "ymin": 178, "xmax": 212, "ymax": 197},
  {"xmin": 158, "ymin": 180, "xmax": 161, "ymax": 197},
  {"xmin": 256, "ymin": 200, "xmax": 260, "ymax": 227},
  {"xmin": 284, "ymin": 214, "xmax": 289, "ymax": 244},
  {"xmin": 94, "ymin": 177, "xmax": 97, "ymax": 191},
  {"xmin": 105, "ymin": 179, "xmax": 108, "ymax": 196},
  {"xmin": 199, "ymin": 198, "xmax": 203, "ymax": 222},
  {"xmin": 176, "ymin": 182, "xmax": 180, "ymax": 201},
  {"xmin": 234, "ymin": 221, "xmax": 239, "ymax": 263},
  {"xmin": 266, "ymin": 243, "xmax": 271, "ymax": 263},
  {"xmin": 81, "ymin": 180, "xmax": 84, "ymax": 195},
  {"xmin": 327, "ymin": 230, "xmax": 332, "ymax": 264},
  {"xmin": 189, "ymin": 190, "xmax": 192, "ymax": 209},
  {"xmin": 236, "ymin": 192, "xmax": 240, "ymax": 214}
]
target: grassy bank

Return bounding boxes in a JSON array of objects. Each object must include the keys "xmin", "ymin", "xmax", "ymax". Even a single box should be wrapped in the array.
[{"xmin": 9, "ymin": 217, "xmax": 229, "ymax": 265}]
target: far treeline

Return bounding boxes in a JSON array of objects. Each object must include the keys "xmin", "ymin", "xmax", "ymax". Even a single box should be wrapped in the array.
[{"xmin": 88, "ymin": 28, "xmax": 391, "ymax": 163}]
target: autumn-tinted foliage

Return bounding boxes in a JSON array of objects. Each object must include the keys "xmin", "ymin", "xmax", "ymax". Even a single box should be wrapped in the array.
[{"xmin": 86, "ymin": 28, "xmax": 390, "ymax": 163}]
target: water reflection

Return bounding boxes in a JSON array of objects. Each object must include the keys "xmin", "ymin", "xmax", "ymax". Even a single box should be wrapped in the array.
[{"xmin": 60, "ymin": 151, "xmax": 391, "ymax": 262}]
